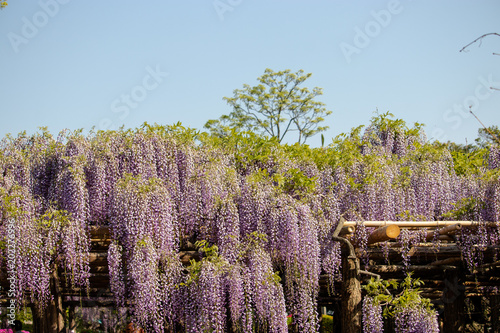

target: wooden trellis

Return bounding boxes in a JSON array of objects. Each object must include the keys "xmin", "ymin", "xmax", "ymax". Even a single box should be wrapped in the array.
[
  {"xmin": 322, "ymin": 219, "xmax": 500, "ymax": 333},
  {"xmin": 1, "ymin": 221, "xmax": 499, "ymax": 333}
]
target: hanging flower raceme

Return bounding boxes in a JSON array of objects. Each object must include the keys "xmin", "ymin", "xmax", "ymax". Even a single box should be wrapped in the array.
[
  {"xmin": 110, "ymin": 174, "xmax": 177, "ymax": 255},
  {"xmin": 362, "ymin": 296, "xmax": 383, "ymax": 333},
  {"xmin": 50, "ymin": 153, "xmax": 89, "ymax": 223},
  {"xmin": 239, "ymin": 233, "xmax": 288, "ymax": 333},
  {"xmin": 392, "ymin": 274, "xmax": 439, "ymax": 333},
  {"xmin": 184, "ymin": 256, "xmax": 227, "ymax": 333},
  {"xmin": 128, "ymin": 237, "xmax": 162, "ymax": 329},
  {"xmin": 85, "ymin": 142, "xmax": 117, "ymax": 224},
  {"xmin": 268, "ymin": 196, "xmax": 320, "ymax": 332},
  {"xmin": 362, "ymin": 274, "xmax": 439, "ymax": 333},
  {"xmin": 394, "ymin": 306, "xmax": 439, "ymax": 333},
  {"xmin": 2, "ymin": 186, "xmax": 51, "ymax": 309},
  {"xmin": 108, "ymin": 173, "xmax": 178, "ymax": 327},
  {"xmin": 158, "ymin": 252, "xmax": 185, "ymax": 331},
  {"xmin": 397, "ymin": 229, "xmax": 426, "ymax": 272},
  {"xmin": 107, "ymin": 242, "xmax": 125, "ymax": 307},
  {"xmin": 488, "ymin": 146, "xmax": 500, "ymax": 170}
]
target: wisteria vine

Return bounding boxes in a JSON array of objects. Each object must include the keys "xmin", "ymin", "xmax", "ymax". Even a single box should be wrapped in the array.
[{"xmin": 0, "ymin": 114, "xmax": 498, "ymax": 331}]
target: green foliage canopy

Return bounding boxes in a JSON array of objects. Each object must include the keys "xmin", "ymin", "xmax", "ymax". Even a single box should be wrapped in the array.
[{"xmin": 476, "ymin": 125, "xmax": 500, "ymax": 147}]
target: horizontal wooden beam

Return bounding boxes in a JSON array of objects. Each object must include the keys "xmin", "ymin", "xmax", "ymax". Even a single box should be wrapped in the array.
[
  {"xmin": 365, "ymin": 264, "xmax": 459, "ymax": 274},
  {"xmin": 426, "ymin": 223, "xmax": 462, "ymax": 241},
  {"xmin": 89, "ymin": 225, "xmax": 110, "ymax": 237},
  {"xmin": 429, "ymin": 257, "xmax": 462, "ymax": 266},
  {"xmin": 339, "ymin": 226, "xmax": 355, "ymax": 235},
  {"xmin": 344, "ymin": 221, "xmax": 497, "ymax": 227}
]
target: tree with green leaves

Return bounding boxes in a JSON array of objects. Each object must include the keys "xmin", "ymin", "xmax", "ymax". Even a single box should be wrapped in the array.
[
  {"xmin": 475, "ymin": 125, "xmax": 500, "ymax": 147},
  {"xmin": 205, "ymin": 68, "xmax": 332, "ymax": 144}
]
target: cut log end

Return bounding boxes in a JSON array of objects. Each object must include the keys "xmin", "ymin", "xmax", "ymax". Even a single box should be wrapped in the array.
[
  {"xmin": 367, "ymin": 225, "xmax": 401, "ymax": 245},
  {"xmin": 385, "ymin": 225, "xmax": 400, "ymax": 239}
]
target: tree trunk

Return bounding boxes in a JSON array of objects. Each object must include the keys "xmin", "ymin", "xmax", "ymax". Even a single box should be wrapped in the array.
[
  {"xmin": 333, "ymin": 236, "xmax": 362, "ymax": 333},
  {"xmin": 341, "ymin": 254, "xmax": 362, "ymax": 333},
  {"xmin": 31, "ymin": 267, "xmax": 65, "ymax": 333},
  {"xmin": 50, "ymin": 266, "xmax": 65, "ymax": 332}
]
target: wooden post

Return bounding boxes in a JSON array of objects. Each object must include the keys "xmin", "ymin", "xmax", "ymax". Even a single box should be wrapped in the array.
[
  {"xmin": 333, "ymin": 236, "xmax": 362, "ymax": 333},
  {"xmin": 367, "ymin": 225, "xmax": 400, "ymax": 245},
  {"xmin": 442, "ymin": 268, "xmax": 465, "ymax": 333},
  {"xmin": 69, "ymin": 304, "xmax": 76, "ymax": 333},
  {"xmin": 491, "ymin": 294, "xmax": 500, "ymax": 333}
]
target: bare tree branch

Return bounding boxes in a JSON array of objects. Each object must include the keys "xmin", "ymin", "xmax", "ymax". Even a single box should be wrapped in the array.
[{"xmin": 460, "ymin": 33, "xmax": 500, "ymax": 52}]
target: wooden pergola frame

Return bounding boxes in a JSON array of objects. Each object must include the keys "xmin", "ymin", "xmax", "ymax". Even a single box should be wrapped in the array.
[{"xmin": 1, "ymin": 221, "xmax": 499, "ymax": 333}]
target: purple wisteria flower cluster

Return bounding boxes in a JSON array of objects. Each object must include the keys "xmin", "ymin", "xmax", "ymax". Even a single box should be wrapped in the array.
[
  {"xmin": 394, "ymin": 306, "xmax": 439, "ymax": 333},
  {"xmin": 362, "ymin": 296, "xmax": 383, "ymax": 333},
  {"xmin": 0, "ymin": 114, "xmax": 498, "ymax": 331}
]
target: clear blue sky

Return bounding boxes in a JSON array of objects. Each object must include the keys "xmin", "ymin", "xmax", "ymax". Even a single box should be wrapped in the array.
[{"xmin": 1, "ymin": 1, "xmax": 499, "ymax": 147}]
